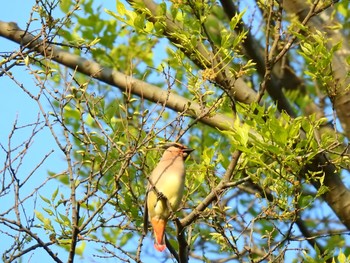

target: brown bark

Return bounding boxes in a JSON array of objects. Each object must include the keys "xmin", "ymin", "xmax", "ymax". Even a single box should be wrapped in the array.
[
  {"xmin": 284, "ymin": 0, "xmax": 350, "ymax": 139},
  {"xmin": 128, "ymin": 0, "xmax": 258, "ymax": 104},
  {"xmin": 0, "ymin": 21, "xmax": 234, "ymax": 131},
  {"xmin": 1, "ymin": 14, "xmax": 350, "ymax": 230}
]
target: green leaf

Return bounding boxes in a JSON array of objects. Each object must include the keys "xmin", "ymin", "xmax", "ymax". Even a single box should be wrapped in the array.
[
  {"xmin": 63, "ymin": 105, "xmax": 80, "ymax": 120},
  {"xmin": 59, "ymin": 213, "xmax": 71, "ymax": 226},
  {"xmin": 234, "ymin": 118, "xmax": 250, "ymax": 147},
  {"xmin": 143, "ymin": 21, "xmax": 154, "ymax": 33},
  {"xmin": 120, "ymin": 232, "xmax": 133, "ymax": 247},
  {"xmin": 43, "ymin": 218, "xmax": 54, "ymax": 231},
  {"xmin": 43, "ymin": 207, "xmax": 54, "ymax": 216},
  {"xmin": 337, "ymin": 250, "xmax": 347, "ymax": 263},
  {"xmin": 133, "ymin": 13, "xmax": 145, "ymax": 30},
  {"xmin": 154, "ymin": 21, "xmax": 165, "ymax": 34},
  {"xmin": 75, "ymin": 241, "xmax": 86, "ymax": 256},
  {"xmin": 60, "ymin": 0, "xmax": 72, "ymax": 13},
  {"xmin": 116, "ymin": 0, "xmax": 126, "ymax": 16},
  {"xmin": 35, "ymin": 210, "xmax": 45, "ymax": 223},
  {"xmin": 51, "ymin": 187, "xmax": 59, "ymax": 202},
  {"xmin": 40, "ymin": 195, "xmax": 51, "ymax": 204},
  {"xmin": 229, "ymin": 9, "xmax": 245, "ymax": 30}
]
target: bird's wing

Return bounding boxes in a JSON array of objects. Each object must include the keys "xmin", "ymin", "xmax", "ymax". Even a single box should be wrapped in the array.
[{"xmin": 143, "ymin": 186, "xmax": 150, "ymax": 235}]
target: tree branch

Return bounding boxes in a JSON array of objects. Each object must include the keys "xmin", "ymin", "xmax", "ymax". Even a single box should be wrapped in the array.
[
  {"xmin": 128, "ymin": 0, "xmax": 258, "ymax": 104},
  {"xmin": 0, "ymin": 21, "xmax": 234, "ymax": 132},
  {"xmin": 283, "ymin": 0, "xmax": 350, "ymax": 139}
]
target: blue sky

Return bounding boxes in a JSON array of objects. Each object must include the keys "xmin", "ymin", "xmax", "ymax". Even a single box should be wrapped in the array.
[
  {"xmin": 0, "ymin": 1, "xmax": 175, "ymax": 262},
  {"xmin": 0, "ymin": 1, "xmax": 114, "ymax": 262},
  {"xmin": 0, "ymin": 1, "xmax": 179, "ymax": 261}
]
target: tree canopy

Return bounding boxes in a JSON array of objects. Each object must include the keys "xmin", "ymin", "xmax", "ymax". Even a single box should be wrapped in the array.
[{"xmin": 1, "ymin": 0, "xmax": 350, "ymax": 262}]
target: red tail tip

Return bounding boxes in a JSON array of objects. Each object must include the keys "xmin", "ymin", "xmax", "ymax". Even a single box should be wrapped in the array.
[{"xmin": 154, "ymin": 243, "xmax": 166, "ymax": 252}]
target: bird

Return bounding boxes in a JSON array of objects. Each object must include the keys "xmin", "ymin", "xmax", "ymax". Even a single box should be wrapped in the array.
[{"xmin": 144, "ymin": 142, "xmax": 194, "ymax": 252}]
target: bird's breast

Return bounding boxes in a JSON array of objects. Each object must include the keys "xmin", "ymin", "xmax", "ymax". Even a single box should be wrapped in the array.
[{"xmin": 156, "ymin": 172, "xmax": 184, "ymax": 207}]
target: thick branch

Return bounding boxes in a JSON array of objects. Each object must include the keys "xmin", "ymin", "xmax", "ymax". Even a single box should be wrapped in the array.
[
  {"xmin": 128, "ymin": 0, "xmax": 258, "ymax": 104},
  {"xmin": 1, "ymin": 17, "xmax": 350, "ymax": 232},
  {"xmin": 0, "ymin": 21, "xmax": 234, "ymax": 132},
  {"xmin": 219, "ymin": 0, "xmax": 298, "ymax": 117},
  {"xmin": 305, "ymin": 153, "xmax": 350, "ymax": 229},
  {"xmin": 284, "ymin": 0, "xmax": 350, "ymax": 138}
]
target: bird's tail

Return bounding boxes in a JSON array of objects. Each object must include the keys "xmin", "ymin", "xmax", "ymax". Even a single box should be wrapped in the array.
[{"xmin": 151, "ymin": 218, "xmax": 167, "ymax": 252}]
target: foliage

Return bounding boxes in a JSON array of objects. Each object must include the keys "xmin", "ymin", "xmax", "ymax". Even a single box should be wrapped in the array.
[{"xmin": 1, "ymin": 0, "xmax": 350, "ymax": 262}]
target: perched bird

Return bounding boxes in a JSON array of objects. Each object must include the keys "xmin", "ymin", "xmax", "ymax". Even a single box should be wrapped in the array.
[{"xmin": 144, "ymin": 142, "xmax": 194, "ymax": 252}]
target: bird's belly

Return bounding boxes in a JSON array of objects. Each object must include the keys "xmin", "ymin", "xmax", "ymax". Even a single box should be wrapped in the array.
[{"xmin": 156, "ymin": 173, "xmax": 184, "ymax": 211}]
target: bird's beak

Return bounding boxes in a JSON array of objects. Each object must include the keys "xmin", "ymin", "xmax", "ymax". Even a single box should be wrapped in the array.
[
  {"xmin": 183, "ymin": 148, "xmax": 194, "ymax": 154},
  {"xmin": 182, "ymin": 148, "xmax": 194, "ymax": 160}
]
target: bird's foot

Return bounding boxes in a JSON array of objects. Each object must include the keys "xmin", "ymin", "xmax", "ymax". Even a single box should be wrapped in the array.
[{"xmin": 156, "ymin": 191, "xmax": 166, "ymax": 201}]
